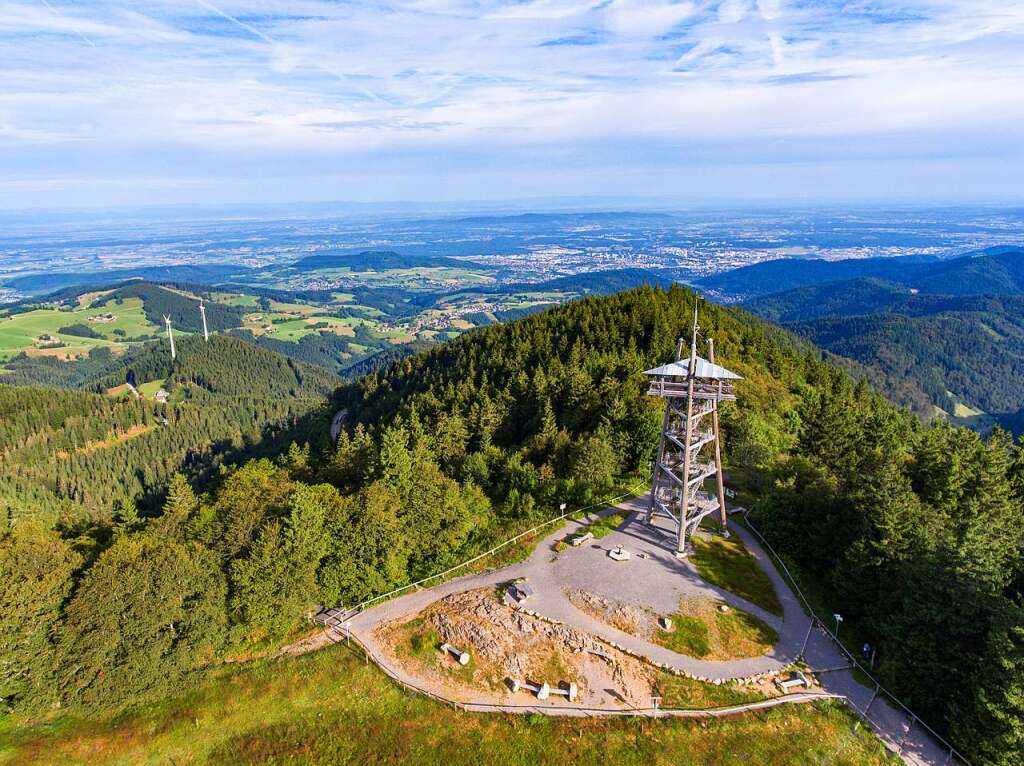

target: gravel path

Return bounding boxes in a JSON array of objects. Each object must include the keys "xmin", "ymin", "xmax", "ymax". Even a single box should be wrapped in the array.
[{"xmin": 340, "ymin": 494, "xmax": 964, "ymax": 765}]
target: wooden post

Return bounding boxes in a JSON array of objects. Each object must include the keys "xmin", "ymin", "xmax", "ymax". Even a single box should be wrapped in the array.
[
  {"xmin": 647, "ymin": 337, "xmax": 684, "ymax": 525},
  {"xmin": 677, "ymin": 321, "xmax": 698, "ymax": 557},
  {"xmin": 707, "ymin": 338, "xmax": 729, "ymax": 530},
  {"xmin": 800, "ymin": 620, "xmax": 814, "ymax": 658},
  {"xmin": 866, "ymin": 682, "xmax": 879, "ymax": 714}
]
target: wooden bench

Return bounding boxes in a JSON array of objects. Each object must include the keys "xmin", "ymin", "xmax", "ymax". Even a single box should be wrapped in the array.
[
  {"xmin": 775, "ymin": 671, "xmax": 810, "ymax": 692},
  {"xmin": 570, "ymin": 531, "xmax": 594, "ymax": 546}
]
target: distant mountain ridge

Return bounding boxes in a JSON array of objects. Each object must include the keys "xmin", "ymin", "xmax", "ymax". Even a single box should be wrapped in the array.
[
  {"xmin": 290, "ymin": 250, "xmax": 495, "ymax": 272},
  {"xmin": 2, "ymin": 264, "xmax": 251, "ymax": 296},
  {"xmin": 736, "ymin": 250, "xmax": 1024, "ymax": 429},
  {"xmin": 698, "ymin": 247, "xmax": 1024, "ymax": 301},
  {"xmin": 743, "ymin": 278, "xmax": 913, "ymax": 323}
]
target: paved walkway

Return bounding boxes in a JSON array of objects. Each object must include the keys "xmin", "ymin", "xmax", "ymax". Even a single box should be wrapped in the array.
[
  {"xmin": 521, "ymin": 498, "xmax": 801, "ymax": 681},
  {"xmin": 340, "ymin": 495, "xmax": 965, "ymax": 765}
]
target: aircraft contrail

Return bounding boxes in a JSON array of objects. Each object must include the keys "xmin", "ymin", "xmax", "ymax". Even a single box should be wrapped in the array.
[
  {"xmin": 39, "ymin": 0, "xmax": 97, "ymax": 47},
  {"xmin": 192, "ymin": 0, "xmax": 385, "ymax": 104}
]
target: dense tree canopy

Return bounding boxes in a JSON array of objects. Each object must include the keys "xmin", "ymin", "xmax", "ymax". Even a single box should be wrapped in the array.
[
  {"xmin": 0, "ymin": 336, "xmax": 337, "ymax": 524},
  {"xmin": 55, "ymin": 534, "xmax": 227, "ymax": 709},
  {"xmin": 2, "ymin": 285, "xmax": 1021, "ymax": 766},
  {"xmin": 753, "ymin": 386, "xmax": 1024, "ymax": 760},
  {"xmin": 0, "ymin": 524, "xmax": 81, "ymax": 710}
]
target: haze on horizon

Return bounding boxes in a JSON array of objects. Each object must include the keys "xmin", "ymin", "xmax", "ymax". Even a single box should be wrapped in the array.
[{"xmin": 2, "ymin": 0, "xmax": 1023, "ymax": 210}]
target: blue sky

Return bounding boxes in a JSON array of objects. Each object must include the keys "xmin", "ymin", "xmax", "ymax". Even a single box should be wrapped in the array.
[{"xmin": 1, "ymin": 0, "xmax": 1022, "ymax": 208}]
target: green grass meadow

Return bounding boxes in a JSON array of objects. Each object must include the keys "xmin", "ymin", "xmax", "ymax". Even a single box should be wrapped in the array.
[
  {"xmin": 0, "ymin": 643, "xmax": 897, "ymax": 766},
  {"xmin": 690, "ymin": 535, "xmax": 784, "ymax": 617},
  {"xmin": 0, "ymin": 297, "xmax": 158, "ymax": 360}
]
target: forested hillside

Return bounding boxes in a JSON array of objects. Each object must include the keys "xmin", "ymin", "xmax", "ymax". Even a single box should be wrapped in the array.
[
  {"xmin": 290, "ymin": 250, "xmax": 491, "ymax": 272},
  {"xmin": 696, "ymin": 255, "xmax": 939, "ymax": 300},
  {"xmin": 94, "ymin": 282, "xmax": 246, "ymax": 332},
  {"xmin": 744, "ymin": 277, "xmax": 1024, "ymax": 425},
  {"xmin": 744, "ymin": 278, "xmax": 916, "ymax": 323},
  {"xmin": 148, "ymin": 334, "xmax": 339, "ymax": 399},
  {"xmin": 0, "ymin": 264, "xmax": 250, "ymax": 296},
  {"xmin": 2, "ymin": 285, "xmax": 1021, "ymax": 765},
  {"xmin": 0, "ymin": 335, "xmax": 337, "ymax": 524}
]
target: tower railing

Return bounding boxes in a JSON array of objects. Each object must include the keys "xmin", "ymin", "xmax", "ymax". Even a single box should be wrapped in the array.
[{"xmin": 644, "ymin": 320, "xmax": 740, "ymax": 557}]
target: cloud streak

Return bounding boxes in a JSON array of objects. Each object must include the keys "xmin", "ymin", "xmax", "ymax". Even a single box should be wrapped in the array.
[{"xmin": 0, "ymin": 1, "xmax": 1022, "ymax": 205}]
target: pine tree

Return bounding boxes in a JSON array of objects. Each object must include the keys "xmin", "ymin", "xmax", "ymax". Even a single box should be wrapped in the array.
[
  {"xmin": 377, "ymin": 425, "xmax": 413, "ymax": 496},
  {"xmin": 0, "ymin": 523, "xmax": 81, "ymax": 711},
  {"xmin": 155, "ymin": 473, "xmax": 199, "ymax": 538},
  {"xmin": 113, "ymin": 496, "xmax": 142, "ymax": 537},
  {"xmin": 230, "ymin": 483, "xmax": 333, "ymax": 639},
  {"xmin": 956, "ymin": 601, "xmax": 1024, "ymax": 766}
]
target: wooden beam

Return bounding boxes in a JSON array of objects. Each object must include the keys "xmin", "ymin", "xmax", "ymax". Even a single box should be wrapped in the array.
[{"xmin": 708, "ymin": 338, "xmax": 730, "ymax": 530}]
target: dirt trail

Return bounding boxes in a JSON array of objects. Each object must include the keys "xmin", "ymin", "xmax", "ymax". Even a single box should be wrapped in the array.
[{"xmin": 375, "ymin": 588, "xmax": 657, "ymax": 708}]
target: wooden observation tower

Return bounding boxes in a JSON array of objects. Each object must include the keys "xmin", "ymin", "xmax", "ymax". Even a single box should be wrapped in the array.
[{"xmin": 644, "ymin": 305, "xmax": 741, "ymax": 558}]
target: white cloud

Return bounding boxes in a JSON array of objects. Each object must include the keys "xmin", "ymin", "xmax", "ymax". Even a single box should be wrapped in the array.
[
  {"xmin": 603, "ymin": 0, "xmax": 698, "ymax": 37},
  {"xmin": 0, "ymin": 0, "xmax": 1021, "ymax": 204},
  {"xmin": 755, "ymin": 0, "xmax": 781, "ymax": 23}
]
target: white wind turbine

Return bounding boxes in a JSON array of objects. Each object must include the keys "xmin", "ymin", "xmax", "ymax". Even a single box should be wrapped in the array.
[
  {"xmin": 163, "ymin": 315, "xmax": 176, "ymax": 359},
  {"xmin": 199, "ymin": 301, "xmax": 209, "ymax": 341}
]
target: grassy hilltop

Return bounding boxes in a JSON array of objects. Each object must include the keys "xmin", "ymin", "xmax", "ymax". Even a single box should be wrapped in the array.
[{"xmin": 2, "ymin": 284, "xmax": 1021, "ymax": 765}]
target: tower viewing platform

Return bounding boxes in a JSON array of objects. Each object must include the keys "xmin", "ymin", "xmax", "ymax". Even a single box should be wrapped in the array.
[{"xmin": 645, "ymin": 307, "xmax": 741, "ymax": 558}]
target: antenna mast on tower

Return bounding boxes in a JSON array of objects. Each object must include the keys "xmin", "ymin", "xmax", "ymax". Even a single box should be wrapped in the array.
[
  {"xmin": 643, "ymin": 300, "xmax": 741, "ymax": 557},
  {"xmin": 199, "ymin": 301, "xmax": 209, "ymax": 341},
  {"xmin": 163, "ymin": 315, "xmax": 176, "ymax": 360}
]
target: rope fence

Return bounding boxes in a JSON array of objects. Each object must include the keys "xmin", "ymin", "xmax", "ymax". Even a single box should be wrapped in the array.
[
  {"xmin": 312, "ymin": 482, "xmax": 972, "ymax": 765},
  {"xmin": 320, "ymin": 611, "xmax": 845, "ymax": 720},
  {"xmin": 740, "ymin": 510, "xmax": 974, "ymax": 766}
]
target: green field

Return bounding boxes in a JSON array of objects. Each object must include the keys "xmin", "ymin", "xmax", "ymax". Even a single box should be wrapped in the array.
[
  {"xmin": 0, "ymin": 281, "xmax": 596, "ymax": 372},
  {"xmin": 242, "ymin": 311, "xmax": 363, "ymax": 342},
  {"xmin": 209, "ymin": 291, "xmax": 259, "ymax": 307},
  {"xmin": 0, "ymin": 643, "xmax": 897, "ymax": 766},
  {"xmin": 267, "ymin": 266, "xmax": 497, "ymax": 292},
  {"xmin": 0, "ymin": 296, "xmax": 158, "ymax": 361},
  {"xmin": 690, "ymin": 535, "xmax": 784, "ymax": 618},
  {"xmin": 136, "ymin": 378, "xmax": 166, "ymax": 399}
]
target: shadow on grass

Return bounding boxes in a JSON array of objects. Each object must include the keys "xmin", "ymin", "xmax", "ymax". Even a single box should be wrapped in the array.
[{"xmin": 689, "ymin": 535, "xmax": 783, "ymax": 617}]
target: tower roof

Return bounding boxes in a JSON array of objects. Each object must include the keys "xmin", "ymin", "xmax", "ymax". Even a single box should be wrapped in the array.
[{"xmin": 643, "ymin": 356, "xmax": 742, "ymax": 381}]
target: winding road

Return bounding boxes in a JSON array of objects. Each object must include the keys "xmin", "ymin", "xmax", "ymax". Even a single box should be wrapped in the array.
[{"xmin": 329, "ymin": 408, "xmax": 348, "ymax": 443}]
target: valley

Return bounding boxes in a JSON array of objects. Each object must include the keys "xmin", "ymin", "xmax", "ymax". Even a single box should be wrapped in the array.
[
  {"xmin": 4, "ymin": 0, "xmax": 1023, "ymax": 760},
  {"xmin": 2, "ymin": 211, "xmax": 1023, "ymax": 766},
  {"xmin": 717, "ymin": 250, "xmax": 1024, "ymax": 429}
]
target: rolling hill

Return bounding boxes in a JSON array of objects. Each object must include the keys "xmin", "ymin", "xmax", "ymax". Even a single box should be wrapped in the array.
[
  {"xmin": 696, "ymin": 255, "xmax": 939, "ymax": 301},
  {"xmin": 335, "ymin": 285, "xmax": 1023, "ymax": 763},
  {"xmin": 0, "ymin": 334, "xmax": 338, "ymax": 524},
  {"xmin": 290, "ymin": 250, "xmax": 495, "ymax": 272},
  {"xmin": 697, "ymin": 247, "xmax": 1024, "ymax": 302},
  {"xmin": 95, "ymin": 282, "xmax": 246, "ymax": 332},
  {"xmin": 1, "ymin": 264, "xmax": 251, "ymax": 296},
  {"xmin": 3, "ymin": 285, "xmax": 1021, "ymax": 766},
  {"xmin": 0, "ymin": 280, "xmax": 420, "ymax": 382},
  {"xmin": 742, "ymin": 275, "xmax": 1024, "ymax": 427}
]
